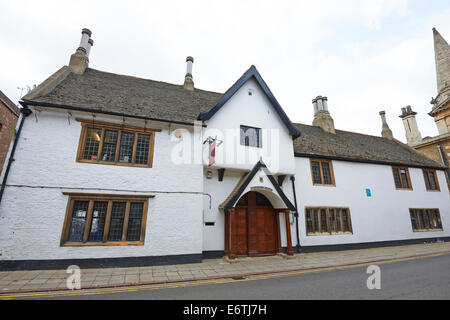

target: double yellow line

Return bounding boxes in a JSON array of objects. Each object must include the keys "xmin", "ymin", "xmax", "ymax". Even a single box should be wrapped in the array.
[{"xmin": 1, "ymin": 251, "xmax": 448, "ymax": 300}]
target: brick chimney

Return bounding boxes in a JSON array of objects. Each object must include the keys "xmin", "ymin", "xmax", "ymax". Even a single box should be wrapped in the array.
[
  {"xmin": 69, "ymin": 28, "xmax": 93, "ymax": 75},
  {"xmin": 399, "ymin": 106, "xmax": 422, "ymax": 146},
  {"xmin": 312, "ymin": 96, "xmax": 335, "ymax": 134},
  {"xmin": 379, "ymin": 111, "xmax": 393, "ymax": 140},
  {"xmin": 183, "ymin": 56, "xmax": 194, "ymax": 91}
]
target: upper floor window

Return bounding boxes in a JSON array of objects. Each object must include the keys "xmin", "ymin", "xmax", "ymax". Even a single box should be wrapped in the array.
[
  {"xmin": 240, "ymin": 125, "xmax": 262, "ymax": 148},
  {"xmin": 77, "ymin": 120, "xmax": 157, "ymax": 168},
  {"xmin": 310, "ymin": 159, "xmax": 335, "ymax": 186},
  {"xmin": 423, "ymin": 169, "xmax": 440, "ymax": 192},
  {"xmin": 61, "ymin": 194, "xmax": 151, "ymax": 246},
  {"xmin": 392, "ymin": 166, "xmax": 412, "ymax": 190}
]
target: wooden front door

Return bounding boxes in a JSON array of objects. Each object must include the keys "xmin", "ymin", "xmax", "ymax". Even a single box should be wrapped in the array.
[
  {"xmin": 255, "ymin": 207, "xmax": 277, "ymax": 255},
  {"xmin": 232, "ymin": 207, "xmax": 248, "ymax": 256},
  {"xmin": 229, "ymin": 192, "xmax": 278, "ymax": 257}
]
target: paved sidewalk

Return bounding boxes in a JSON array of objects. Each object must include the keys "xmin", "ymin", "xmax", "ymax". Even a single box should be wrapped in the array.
[{"xmin": 1, "ymin": 242, "xmax": 449, "ymax": 294}]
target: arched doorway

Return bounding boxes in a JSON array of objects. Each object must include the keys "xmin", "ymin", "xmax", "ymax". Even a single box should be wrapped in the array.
[{"xmin": 227, "ymin": 191, "xmax": 280, "ymax": 257}]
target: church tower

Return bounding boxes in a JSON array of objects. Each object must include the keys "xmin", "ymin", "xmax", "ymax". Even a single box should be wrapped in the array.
[
  {"xmin": 429, "ymin": 28, "xmax": 450, "ymax": 135},
  {"xmin": 404, "ymin": 28, "xmax": 450, "ymax": 187}
]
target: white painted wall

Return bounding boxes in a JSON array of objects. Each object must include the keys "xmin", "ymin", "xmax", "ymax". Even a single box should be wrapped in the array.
[
  {"xmin": 203, "ymin": 78, "xmax": 295, "ymax": 175},
  {"xmin": 2, "ymin": 107, "xmax": 449, "ymax": 261},
  {"xmin": 0, "ymin": 109, "xmax": 204, "ymax": 260},
  {"xmin": 202, "ymin": 158, "xmax": 450, "ymax": 252},
  {"xmin": 292, "ymin": 158, "xmax": 450, "ymax": 247}
]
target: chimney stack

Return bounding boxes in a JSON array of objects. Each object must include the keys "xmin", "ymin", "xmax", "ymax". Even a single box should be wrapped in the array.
[
  {"xmin": 312, "ymin": 96, "xmax": 335, "ymax": 134},
  {"xmin": 399, "ymin": 105, "xmax": 422, "ymax": 146},
  {"xmin": 379, "ymin": 111, "xmax": 393, "ymax": 140},
  {"xmin": 69, "ymin": 28, "xmax": 93, "ymax": 75},
  {"xmin": 183, "ymin": 56, "xmax": 194, "ymax": 91}
]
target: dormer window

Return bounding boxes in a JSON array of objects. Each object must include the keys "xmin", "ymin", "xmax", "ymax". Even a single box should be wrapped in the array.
[{"xmin": 240, "ymin": 125, "xmax": 262, "ymax": 148}]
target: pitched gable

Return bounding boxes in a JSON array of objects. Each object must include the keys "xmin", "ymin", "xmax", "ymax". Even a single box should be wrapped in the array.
[
  {"xmin": 219, "ymin": 160, "xmax": 296, "ymax": 211},
  {"xmin": 198, "ymin": 66, "xmax": 301, "ymax": 138}
]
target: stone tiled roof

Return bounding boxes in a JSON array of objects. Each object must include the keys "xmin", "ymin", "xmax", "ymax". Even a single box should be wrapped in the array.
[
  {"xmin": 24, "ymin": 68, "xmax": 223, "ymax": 125},
  {"xmin": 293, "ymin": 123, "xmax": 445, "ymax": 169},
  {"xmin": 22, "ymin": 66, "xmax": 445, "ymax": 169}
]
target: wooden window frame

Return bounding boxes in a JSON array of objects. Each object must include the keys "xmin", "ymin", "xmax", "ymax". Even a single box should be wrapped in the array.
[
  {"xmin": 422, "ymin": 169, "xmax": 440, "ymax": 192},
  {"xmin": 392, "ymin": 166, "xmax": 413, "ymax": 190},
  {"xmin": 409, "ymin": 208, "xmax": 443, "ymax": 232},
  {"xmin": 309, "ymin": 159, "xmax": 336, "ymax": 187},
  {"xmin": 76, "ymin": 119, "xmax": 159, "ymax": 168},
  {"xmin": 305, "ymin": 207, "xmax": 353, "ymax": 236},
  {"xmin": 60, "ymin": 193, "xmax": 152, "ymax": 247}
]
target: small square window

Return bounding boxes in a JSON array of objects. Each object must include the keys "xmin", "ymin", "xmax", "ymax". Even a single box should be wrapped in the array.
[{"xmin": 240, "ymin": 125, "xmax": 262, "ymax": 148}]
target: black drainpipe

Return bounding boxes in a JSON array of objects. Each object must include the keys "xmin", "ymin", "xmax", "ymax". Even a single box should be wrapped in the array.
[
  {"xmin": 290, "ymin": 175, "xmax": 301, "ymax": 253},
  {"xmin": 0, "ymin": 106, "xmax": 32, "ymax": 205}
]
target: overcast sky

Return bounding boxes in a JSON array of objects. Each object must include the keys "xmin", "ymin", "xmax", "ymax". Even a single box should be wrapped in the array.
[{"xmin": 1, "ymin": 0, "xmax": 449, "ymax": 143}]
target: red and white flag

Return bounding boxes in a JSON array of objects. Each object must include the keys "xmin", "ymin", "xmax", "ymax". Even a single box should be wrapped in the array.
[{"xmin": 208, "ymin": 140, "xmax": 216, "ymax": 167}]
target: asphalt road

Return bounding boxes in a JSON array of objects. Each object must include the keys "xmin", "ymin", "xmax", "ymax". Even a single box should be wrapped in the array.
[{"xmin": 29, "ymin": 254, "xmax": 450, "ymax": 300}]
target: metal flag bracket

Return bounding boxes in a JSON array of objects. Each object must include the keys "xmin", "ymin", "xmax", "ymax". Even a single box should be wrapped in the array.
[{"xmin": 203, "ymin": 136, "xmax": 223, "ymax": 147}]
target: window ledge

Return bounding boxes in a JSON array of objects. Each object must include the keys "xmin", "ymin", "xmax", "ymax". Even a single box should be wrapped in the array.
[
  {"xmin": 306, "ymin": 232, "xmax": 353, "ymax": 237},
  {"xmin": 412, "ymin": 229, "xmax": 444, "ymax": 233},
  {"xmin": 61, "ymin": 241, "xmax": 145, "ymax": 247},
  {"xmin": 77, "ymin": 159, "xmax": 152, "ymax": 168}
]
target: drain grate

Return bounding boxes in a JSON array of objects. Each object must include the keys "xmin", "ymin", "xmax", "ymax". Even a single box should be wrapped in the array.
[{"xmin": 231, "ymin": 276, "xmax": 246, "ymax": 280}]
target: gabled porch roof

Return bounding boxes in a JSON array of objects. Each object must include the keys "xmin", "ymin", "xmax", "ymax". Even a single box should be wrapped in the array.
[{"xmin": 219, "ymin": 160, "xmax": 296, "ymax": 211}]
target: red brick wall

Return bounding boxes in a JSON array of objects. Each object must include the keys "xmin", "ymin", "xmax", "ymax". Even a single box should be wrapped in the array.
[{"xmin": 0, "ymin": 101, "xmax": 19, "ymax": 173}]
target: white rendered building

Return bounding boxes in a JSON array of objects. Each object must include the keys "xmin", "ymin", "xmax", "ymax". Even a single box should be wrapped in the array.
[{"xmin": 0, "ymin": 29, "xmax": 448, "ymax": 270}]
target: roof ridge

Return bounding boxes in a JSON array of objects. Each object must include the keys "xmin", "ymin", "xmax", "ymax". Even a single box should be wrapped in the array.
[
  {"xmin": 85, "ymin": 68, "xmax": 224, "ymax": 96},
  {"xmin": 293, "ymin": 122, "xmax": 390, "ymax": 141}
]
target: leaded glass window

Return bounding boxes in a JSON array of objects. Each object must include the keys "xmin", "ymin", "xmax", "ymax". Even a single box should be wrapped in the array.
[
  {"xmin": 68, "ymin": 201, "xmax": 89, "ymax": 242},
  {"xmin": 88, "ymin": 201, "xmax": 108, "ymax": 242},
  {"xmin": 78, "ymin": 122, "xmax": 154, "ymax": 167},
  {"xmin": 310, "ymin": 159, "xmax": 335, "ymax": 186},
  {"xmin": 311, "ymin": 161, "xmax": 322, "ymax": 184},
  {"xmin": 63, "ymin": 196, "xmax": 149, "ymax": 246},
  {"xmin": 409, "ymin": 209, "xmax": 443, "ymax": 232},
  {"xmin": 118, "ymin": 133, "xmax": 135, "ymax": 164},
  {"xmin": 101, "ymin": 130, "xmax": 118, "ymax": 162},
  {"xmin": 305, "ymin": 207, "xmax": 352, "ymax": 235},
  {"xmin": 126, "ymin": 203, "xmax": 144, "ymax": 241},
  {"xmin": 423, "ymin": 169, "xmax": 440, "ymax": 191},
  {"xmin": 135, "ymin": 134, "xmax": 150, "ymax": 165},
  {"xmin": 321, "ymin": 162, "xmax": 332, "ymax": 184},
  {"xmin": 108, "ymin": 202, "xmax": 126, "ymax": 241},
  {"xmin": 392, "ymin": 166, "xmax": 412, "ymax": 190},
  {"xmin": 82, "ymin": 128, "xmax": 102, "ymax": 160}
]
